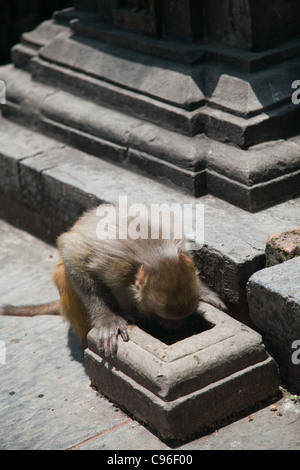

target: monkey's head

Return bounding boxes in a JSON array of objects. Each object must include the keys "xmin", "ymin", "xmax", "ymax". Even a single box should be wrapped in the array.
[{"xmin": 133, "ymin": 253, "xmax": 200, "ymax": 329}]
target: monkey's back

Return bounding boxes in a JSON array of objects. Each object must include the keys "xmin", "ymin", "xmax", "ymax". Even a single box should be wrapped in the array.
[{"xmin": 71, "ymin": 205, "xmax": 186, "ymax": 284}]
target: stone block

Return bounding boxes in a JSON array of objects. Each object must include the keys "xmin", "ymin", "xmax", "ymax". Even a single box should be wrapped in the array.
[
  {"xmin": 264, "ymin": 334, "xmax": 300, "ymax": 394},
  {"xmin": 0, "ymin": 115, "xmax": 60, "ymax": 199},
  {"xmin": 206, "ymin": 139, "xmax": 300, "ymax": 211},
  {"xmin": 18, "ymin": 145, "xmax": 87, "ymax": 214},
  {"xmin": 10, "ymin": 20, "xmax": 68, "ymax": 70},
  {"xmin": 38, "ymin": 33, "xmax": 205, "ymax": 111},
  {"xmin": 3, "ymin": 62, "xmax": 300, "ymax": 210},
  {"xmin": 22, "ymin": 20, "xmax": 68, "ymax": 49},
  {"xmin": 247, "ymin": 257, "xmax": 300, "ymax": 392},
  {"xmin": 265, "ymin": 228, "xmax": 300, "ymax": 267},
  {"xmin": 248, "ymin": 257, "xmax": 300, "ymax": 343},
  {"xmin": 85, "ymin": 304, "xmax": 279, "ymax": 441}
]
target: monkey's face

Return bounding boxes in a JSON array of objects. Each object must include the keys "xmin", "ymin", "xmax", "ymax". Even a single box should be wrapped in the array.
[{"xmin": 134, "ymin": 255, "xmax": 200, "ymax": 329}]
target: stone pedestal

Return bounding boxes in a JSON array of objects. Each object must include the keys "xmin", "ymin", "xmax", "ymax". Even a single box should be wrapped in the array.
[
  {"xmin": 0, "ymin": 0, "xmax": 300, "ymax": 210},
  {"xmin": 85, "ymin": 304, "xmax": 279, "ymax": 441}
]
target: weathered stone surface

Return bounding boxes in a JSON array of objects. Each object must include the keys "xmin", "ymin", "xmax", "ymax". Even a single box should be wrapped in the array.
[
  {"xmin": 247, "ymin": 257, "xmax": 300, "ymax": 344},
  {"xmin": 1, "ymin": 8, "xmax": 300, "ymax": 210},
  {"xmin": 247, "ymin": 257, "xmax": 300, "ymax": 392},
  {"xmin": 22, "ymin": 19, "xmax": 68, "ymax": 48},
  {"xmin": 0, "ymin": 220, "xmax": 58, "ymax": 306},
  {"xmin": 266, "ymin": 228, "xmax": 300, "ymax": 267},
  {"xmin": 0, "ymin": 116, "xmax": 62, "ymax": 199},
  {"xmin": 2, "ymin": 62, "xmax": 300, "ymax": 210},
  {"xmin": 11, "ymin": 20, "xmax": 68, "ymax": 69},
  {"xmin": 1, "ymin": 2, "xmax": 300, "ymax": 209},
  {"xmin": 85, "ymin": 304, "xmax": 279, "ymax": 441},
  {"xmin": 39, "ymin": 33, "xmax": 205, "ymax": 111},
  {"xmin": 27, "ymin": 29, "xmax": 300, "ymax": 144},
  {"xmin": 207, "ymin": 139, "xmax": 300, "ymax": 211}
]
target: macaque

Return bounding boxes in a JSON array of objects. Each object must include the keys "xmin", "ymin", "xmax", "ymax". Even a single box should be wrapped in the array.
[{"xmin": 1, "ymin": 204, "xmax": 226, "ymax": 356}]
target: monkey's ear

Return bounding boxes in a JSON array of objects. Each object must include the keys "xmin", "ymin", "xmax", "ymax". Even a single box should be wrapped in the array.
[
  {"xmin": 136, "ymin": 265, "xmax": 146, "ymax": 289},
  {"xmin": 180, "ymin": 253, "xmax": 194, "ymax": 267}
]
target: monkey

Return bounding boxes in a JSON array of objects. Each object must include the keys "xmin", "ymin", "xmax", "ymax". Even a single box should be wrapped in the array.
[{"xmin": 1, "ymin": 204, "xmax": 227, "ymax": 356}]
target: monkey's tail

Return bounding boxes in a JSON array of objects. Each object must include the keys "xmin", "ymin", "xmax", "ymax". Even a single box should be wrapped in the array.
[{"xmin": 0, "ymin": 301, "xmax": 60, "ymax": 317}]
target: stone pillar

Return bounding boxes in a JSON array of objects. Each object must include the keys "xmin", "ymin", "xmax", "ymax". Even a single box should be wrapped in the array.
[
  {"xmin": 203, "ymin": 0, "xmax": 300, "ymax": 51},
  {"xmin": 78, "ymin": 0, "xmax": 300, "ymax": 48},
  {"xmin": 1, "ymin": 0, "xmax": 300, "ymax": 210}
]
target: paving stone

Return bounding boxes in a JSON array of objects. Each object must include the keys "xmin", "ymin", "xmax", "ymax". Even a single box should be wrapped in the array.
[
  {"xmin": 70, "ymin": 421, "xmax": 170, "ymax": 450},
  {"xmin": 0, "ymin": 315, "xmax": 136, "ymax": 450},
  {"xmin": 0, "ymin": 220, "xmax": 58, "ymax": 306},
  {"xmin": 0, "ymin": 219, "xmax": 134, "ymax": 450},
  {"xmin": 179, "ymin": 391, "xmax": 300, "ymax": 450}
]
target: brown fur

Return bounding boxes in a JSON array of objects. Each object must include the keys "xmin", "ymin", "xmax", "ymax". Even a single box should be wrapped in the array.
[{"xmin": 52, "ymin": 257, "xmax": 90, "ymax": 347}]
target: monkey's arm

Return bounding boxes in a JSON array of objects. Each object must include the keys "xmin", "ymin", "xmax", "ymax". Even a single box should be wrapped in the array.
[
  {"xmin": 58, "ymin": 232, "xmax": 129, "ymax": 356},
  {"xmin": 199, "ymin": 281, "xmax": 227, "ymax": 312},
  {"xmin": 80, "ymin": 279, "xmax": 129, "ymax": 356}
]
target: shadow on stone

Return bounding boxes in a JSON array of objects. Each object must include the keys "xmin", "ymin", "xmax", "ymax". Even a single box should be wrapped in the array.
[
  {"xmin": 67, "ymin": 326, "xmax": 85, "ymax": 366},
  {"xmin": 135, "ymin": 312, "xmax": 214, "ymax": 345}
]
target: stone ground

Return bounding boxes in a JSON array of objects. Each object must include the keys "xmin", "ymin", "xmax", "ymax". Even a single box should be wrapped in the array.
[{"xmin": 0, "ymin": 219, "xmax": 300, "ymax": 450}]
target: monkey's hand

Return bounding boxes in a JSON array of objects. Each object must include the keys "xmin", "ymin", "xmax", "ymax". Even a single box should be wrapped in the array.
[{"xmin": 96, "ymin": 316, "xmax": 129, "ymax": 357}]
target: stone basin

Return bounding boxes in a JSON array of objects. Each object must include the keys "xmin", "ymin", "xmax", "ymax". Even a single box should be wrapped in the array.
[{"xmin": 85, "ymin": 303, "xmax": 279, "ymax": 441}]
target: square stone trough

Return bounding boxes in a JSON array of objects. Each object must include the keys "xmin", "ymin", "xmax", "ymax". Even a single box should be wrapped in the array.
[{"xmin": 84, "ymin": 304, "xmax": 280, "ymax": 441}]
